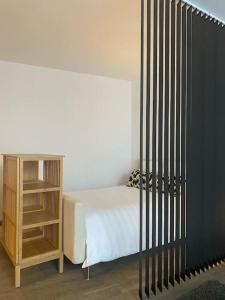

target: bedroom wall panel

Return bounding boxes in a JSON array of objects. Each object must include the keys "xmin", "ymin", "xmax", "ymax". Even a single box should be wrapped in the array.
[{"xmin": 0, "ymin": 61, "xmax": 132, "ymax": 220}]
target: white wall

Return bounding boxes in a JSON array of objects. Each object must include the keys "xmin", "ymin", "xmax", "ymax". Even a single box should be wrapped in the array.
[
  {"xmin": 0, "ymin": 61, "xmax": 132, "ymax": 219},
  {"xmin": 131, "ymin": 79, "xmax": 140, "ymax": 169}
]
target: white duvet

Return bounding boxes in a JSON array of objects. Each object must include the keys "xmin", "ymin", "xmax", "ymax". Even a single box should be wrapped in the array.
[{"xmin": 64, "ymin": 186, "xmax": 166, "ymax": 268}]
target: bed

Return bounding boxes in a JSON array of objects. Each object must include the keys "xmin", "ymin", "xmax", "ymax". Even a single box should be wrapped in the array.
[{"xmin": 63, "ymin": 185, "xmax": 164, "ymax": 268}]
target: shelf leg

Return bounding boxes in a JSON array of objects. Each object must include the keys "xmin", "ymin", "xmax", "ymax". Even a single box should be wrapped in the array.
[
  {"xmin": 59, "ymin": 253, "xmax": 64, "ymax": 273},
  {"xmin": 15, "ymin": 265, "xmax": 21, "ymax": 288}
]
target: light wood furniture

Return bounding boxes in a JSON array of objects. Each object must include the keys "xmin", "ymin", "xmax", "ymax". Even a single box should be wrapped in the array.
[{"xmin": 1, "ymin": 154, "xmax": 64, "ymax": 288}]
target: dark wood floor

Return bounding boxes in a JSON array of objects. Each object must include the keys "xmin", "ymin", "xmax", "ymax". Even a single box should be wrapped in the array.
[
  {"xmin": 1, "ymin": 234, "xmax": 225, "ymax": 300},
  {"xmin": 0, "ymin": 241, "xmax": 140, "ymax": 300}
]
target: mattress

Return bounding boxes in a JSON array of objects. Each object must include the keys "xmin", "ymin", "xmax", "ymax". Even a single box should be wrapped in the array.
[{"xmin": 63, "ymin": 185, "xmax": 166, "ymax": 268}]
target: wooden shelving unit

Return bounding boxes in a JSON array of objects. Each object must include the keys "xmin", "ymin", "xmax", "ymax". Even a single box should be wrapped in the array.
[{"xmin": 1, "ymin": 154, "xmax": 64, "ymax": 287}]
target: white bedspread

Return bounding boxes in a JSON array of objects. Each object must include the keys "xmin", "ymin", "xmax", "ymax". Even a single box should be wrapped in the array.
[
  {"xmin": 83, "ymin": 186, "xmax": 141, "ymax": 267},
  {"xmin": 64, "ymin": 186, "xmax": 166, "ymax": 268}
]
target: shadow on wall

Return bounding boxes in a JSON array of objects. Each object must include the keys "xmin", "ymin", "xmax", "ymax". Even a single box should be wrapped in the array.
[
  {"xmin": 132, "ymin": 159, "xmax": 140, "ymax": 170},
  {"xmin": 120, "ymin": 173, "xmax": 130, "ymax": 186}
]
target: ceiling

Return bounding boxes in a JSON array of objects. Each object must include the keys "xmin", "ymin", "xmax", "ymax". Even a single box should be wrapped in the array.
[
  {"xmin": 186, "ymin": 0, "xmax": 225, "ymax": 23},
  {"xmin": 0, "ymin": 0, "xmax": 224, "ymax": 80}
]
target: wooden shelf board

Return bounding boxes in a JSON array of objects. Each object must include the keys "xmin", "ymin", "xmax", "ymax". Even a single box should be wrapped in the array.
[
  {"xmin": 21, "ymin": 251, "xmax": 60, "ymax": 269},
  {"xmin": 22, "ymin": 238, "xmax": 58, "ymax": 260},
  {"xmin": 23, "ymin": 180, "xmax": 60, "ymax": 194},
  {"xmin": 23, "ymin": 211, "xmax": 59, "ymax": 229},
  {"xmin": 23, "ymin": 228, "xmax": 43, "ymax": 241},
  {"xmin": 3, "ymin": 154, "xmax": 64, "ymax": 161},
  {"xmin": 23, "ymin": 205, "xmax": 43, "ymax": 213}
]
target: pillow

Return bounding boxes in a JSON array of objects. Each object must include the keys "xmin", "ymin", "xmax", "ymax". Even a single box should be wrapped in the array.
[
  {"xmin": 150, "ymin": 176, "xmax": 182, "ymax": 194},
  {"xmin": 168, "ymin": 176, "xmax": 182, "ymax": 195},
  {"xmin": 127, "ymin": 169, "xmax": 182, "ymax": 194},
  {"xmin": 127, "ymin": 169, "xmax": 152, "ymax": 189},
  {"xmin": 127, "ymin": 169, "xmax": 141, "ymax": 188}
]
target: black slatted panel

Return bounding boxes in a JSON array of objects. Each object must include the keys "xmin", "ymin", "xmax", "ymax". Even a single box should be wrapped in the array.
[
  {"xmin": 180, "ymin": 3, "xmax": 187, "ymax": 281},
  {"xmin": 175, "ymin": 0, "xmax": 181, "ymax": 284},
  {"xmin": 169, "ymin": 0, "xmax": 176, "ymax": 287},
  {"xmin": 186, "ymin": 8, "xmax": 225, "ymax": 277},
  {"xmin": 151, "ymin": 0, "xmax": 158, "ymax": 296},
  {"xmin": 145, "ymin": 0, "xmax": 151, "ymax": 296},
  {"xmin": 141, "ymin": 1, "xmax": 225, "ymax": 299},
  {"xmin": 163, "ymin": 0, "xmax": 170, "ymax": 290},
  {"xmin": 157, "ymin": 0, "xmax": 164, "ymax": 293},
  {"xmin": 139, "ymin": 0, "xmax": 144, "ymax": 298}
]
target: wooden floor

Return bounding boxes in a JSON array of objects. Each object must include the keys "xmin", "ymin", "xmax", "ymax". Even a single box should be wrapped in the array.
[{"xmin": 1, "ymin": 230, "xmax": 225, "ymax": 300}]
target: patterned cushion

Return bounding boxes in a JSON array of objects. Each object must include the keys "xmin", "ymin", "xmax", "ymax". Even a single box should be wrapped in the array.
[
  {"xmin": 151, "ymin": 175, "xmax": 182, "ymax": 194},
  {"xmin": 128, "ymin": 169, "xmax": 182, "ymax": 194},
  {"xmin": 168, "ymin": 176, "xmax": 182, "ymax": 195},
  {"xmin": 127, "ymin": 169, "xmax": 152, "ymax": 189},
  {"xmin": 127, "ymin": 169, "xmax": 141, "ymax": 188}
]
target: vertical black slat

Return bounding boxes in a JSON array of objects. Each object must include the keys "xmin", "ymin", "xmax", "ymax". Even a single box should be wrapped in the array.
[
  {"xmin": 200, "ymin": 16, "xmax": 208, "ymax": 272},
  {"xmin": 216, "ymin": 27, "xmax": 225, "ymax": 262},
  {"xmin": 198, "ymin": 15, "xmax": 207, "ymax": 274},
  {"xmin": 215, "ymin": 24, "xmax": 225, "ymax": 265},
  {"xmin": 217, "ymin": 24, "xmax": 225, "ymax": 266},
  {"xmin": 203, "ymin": 19, "xmax": 217, "ymax": 270},
  {"xmin": 139, "ymin": 0, "xmax": 144, "ymax": 298},
  {"xmin": 157, "ymin": 0, "xmax": 164, "ymax": 293},
  {"xmin": 163, "ymin": 0, "xmax": 170, "ymax": 289},
  {"xmin": 191, "ymin": 12, "xmax": 201, "ymax": 276},
  {"xmin": 145, "ymin": 0, "xmax": 151, "ymax": 297},
  {"xmin": 212, "ymin": 22, "xmax": 221, "ymax": 267},
  {"xmin": 151, "ymin": 0, "xmax": 158, "ymax": 295},
  {"xmin": 186, "ymin": 11, "xmax": 203, "ymax": 276},
  {"xmin": 185, "ymin": 5, "xmax": 192, "ymax": 279},
  {"xmin": 215, "ymin": 24, "xmax": 221, "ymax": 267},
  {"xmin": 180, "ymin": 4, "xmax": 187, "ymax": 281},
  {"xmin": 169, "ymin": 0, "xmax": 176, "ymax": 286},
  {"xmin": 175, "ymin": 0, "xmax": 181, "ymax": 284},
  {"xmin": 186, "ymin": 9, "xmax": 199, "ymax": 277}
]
